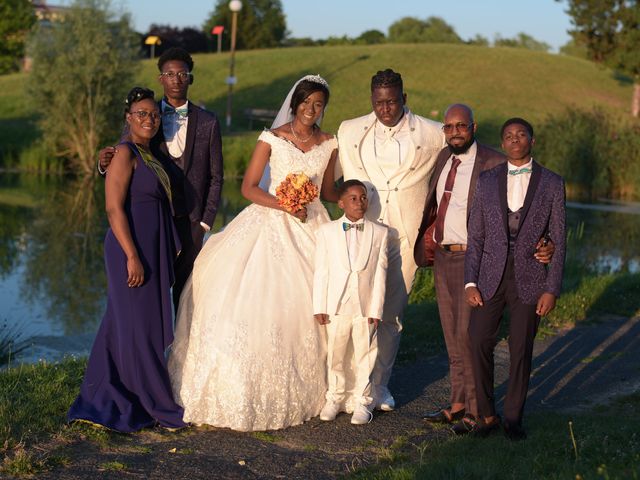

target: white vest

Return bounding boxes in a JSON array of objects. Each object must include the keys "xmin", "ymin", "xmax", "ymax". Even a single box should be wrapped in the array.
[{"xmin": 337, "ymin": 110, "xmax": 445, "ymax": 249}]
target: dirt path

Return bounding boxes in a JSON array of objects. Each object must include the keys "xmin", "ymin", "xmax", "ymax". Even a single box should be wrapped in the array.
[{"xmin": 30, "ymin": 314, "xmax": 640, "ymax": 480}]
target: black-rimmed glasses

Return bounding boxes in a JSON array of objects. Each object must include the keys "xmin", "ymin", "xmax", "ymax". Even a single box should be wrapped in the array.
[{"xmin": 129, "ymin": 110, "xmax": 160, "ymax": 121}]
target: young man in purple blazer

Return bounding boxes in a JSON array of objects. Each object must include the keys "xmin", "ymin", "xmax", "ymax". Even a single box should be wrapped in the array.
[{"xmin": 464, "ymin": 118, "xmax": 566, "ymax": 440}]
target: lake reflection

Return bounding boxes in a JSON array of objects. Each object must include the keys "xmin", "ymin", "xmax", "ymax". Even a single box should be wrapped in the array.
[{"xmin": 0, "ymin": 174, "xmax": 639, "ymax": 352}]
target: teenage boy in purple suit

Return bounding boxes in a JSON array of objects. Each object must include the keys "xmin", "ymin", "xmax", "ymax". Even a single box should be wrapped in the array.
[{"xmin": 464, "ymin": 118, "xmax": 566, "ymax": 440}]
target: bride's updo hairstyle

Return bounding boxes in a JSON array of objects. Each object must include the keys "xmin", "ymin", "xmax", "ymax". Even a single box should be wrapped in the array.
[
  {"xmin": 289, "ymin": 77, "xmax": 330, "ymax": 113},
  {"xmin": 124, "ymin": 86, "xmax": 155, "ymax": 118}
]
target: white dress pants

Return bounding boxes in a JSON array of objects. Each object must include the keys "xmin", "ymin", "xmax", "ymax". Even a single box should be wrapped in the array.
[{"xmin": 326, "ymin": 313, "xmax": 378, "ymax": 406}]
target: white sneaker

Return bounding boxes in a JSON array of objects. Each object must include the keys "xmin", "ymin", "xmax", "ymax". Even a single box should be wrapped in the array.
[
  {"xmin": 351, "ymin": 404, "xmax": 373, "ymax": 425},
  {"xmin": 375, "ymin": 391, "xmax": 395, "ymax": 411},
  {"xmin": 319, "ymin": 400, "xmax": 341, "ymax": 421}
]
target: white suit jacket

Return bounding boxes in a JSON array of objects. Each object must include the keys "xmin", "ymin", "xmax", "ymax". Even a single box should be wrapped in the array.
[
  {"xmin": 313, "ymin": 218, "xmax": 388, "ymax": 319},
  {"xmin": 337, "ymin": 110, "xmax": 445, "ymax": 249}
]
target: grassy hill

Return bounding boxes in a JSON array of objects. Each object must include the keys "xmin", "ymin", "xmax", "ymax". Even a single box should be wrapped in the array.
[{"xmin": 0, "ymin": 43, "xmax": 632, "ymax": 162}]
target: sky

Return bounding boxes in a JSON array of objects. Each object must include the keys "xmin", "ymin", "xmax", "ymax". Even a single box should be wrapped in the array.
[{"xmin": 58, "ymin": 0, "xmax": 574, "ymax": 52}]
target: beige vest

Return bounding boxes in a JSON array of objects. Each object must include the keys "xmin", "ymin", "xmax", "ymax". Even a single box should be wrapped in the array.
[{"xmin": 337, "ymin": 110, "xmax": 445, "ymax": 249}]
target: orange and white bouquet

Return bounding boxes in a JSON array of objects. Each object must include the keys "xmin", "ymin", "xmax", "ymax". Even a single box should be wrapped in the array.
[{"xmin": 275, "ymin": 173, "xmax": 319, "ymax": 217}]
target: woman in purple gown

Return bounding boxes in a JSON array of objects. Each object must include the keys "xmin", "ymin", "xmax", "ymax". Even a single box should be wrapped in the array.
[{"xmin": 68, "ymin": 87, "xmax": 186, "ymax": 432}]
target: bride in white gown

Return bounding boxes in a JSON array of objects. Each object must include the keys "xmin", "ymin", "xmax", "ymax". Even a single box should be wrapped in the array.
[{"xmin": 168, "ymin": 75, "xmax": 339, "ymax": 431}]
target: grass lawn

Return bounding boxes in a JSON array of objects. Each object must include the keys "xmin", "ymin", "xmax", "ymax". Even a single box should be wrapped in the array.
[
  {"xmin": 349, "ymin": 393, "xmax": 640, "ymax": 480},
  {"xmin": 0, "ymin": 43, "xmax": 633, "ymax": 171}
]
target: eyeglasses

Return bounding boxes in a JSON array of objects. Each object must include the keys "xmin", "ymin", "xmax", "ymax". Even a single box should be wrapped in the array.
[
  {"xmin": 129, "ymin": 110, "xmax": 160, "ymax": 121},
  {"xmin": 442, "ymin": 122, "xmax": 473, "ymax": 134},
  {"xmin": 159, "ymin": 71, "xmax": 192, "ymax": 81}
]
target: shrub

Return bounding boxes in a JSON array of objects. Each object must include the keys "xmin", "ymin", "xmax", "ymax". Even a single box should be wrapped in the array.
[{"xmin": 536, "ymin": 108, "xmax": 640, "ymax": 200}]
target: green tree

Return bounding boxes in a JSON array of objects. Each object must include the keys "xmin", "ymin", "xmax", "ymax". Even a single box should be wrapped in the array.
[
  {"xmin": 494, "ymin": 32, "xmax": 551, "ymax": 52},
  {"xmin": 559, "ymin": 38, "xmax": 588, "ymax": 59},
  {"xmin": 467, "ymin": 34, "xmax": 490, "ymax": 46},
  {"xmin": 356, "ymin": 29, "xmax": 386, "ymax": 45},
  {"xmin": 203, "ymin": 0, "xmax": 287, "ymax": 51},
  {"xmin": 27, "ymin": 0, "xmax": 139, "ymax": 176},
  {"xmin": 0, "ymin": 0, "xmax": 36, "ymax": 74},
  {"xmin": 388, "ymin": 16, "xmax": 462, "ymax": 44},
  {"xmin": 560, "ymin": 0, "xmax": 640, "ymax": 116}
]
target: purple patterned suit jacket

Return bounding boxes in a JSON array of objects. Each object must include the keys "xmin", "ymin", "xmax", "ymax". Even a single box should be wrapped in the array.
[
  {"xmin": 414, "ymin": 143, "xmax": 506, "ymax": 267},
  {"xmin": 464, "ymin": 160, "xmax": 566, "ymax": 304}
]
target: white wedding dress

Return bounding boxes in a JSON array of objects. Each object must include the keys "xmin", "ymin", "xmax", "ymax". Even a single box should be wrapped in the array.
[{"xmin": 168, "ymin": 130, "xmax": 335, "ymax": 431}]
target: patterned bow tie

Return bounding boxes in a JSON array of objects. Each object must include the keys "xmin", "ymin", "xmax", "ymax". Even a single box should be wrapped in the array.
[
  {"xmin": 343, "ymin": 222, "xmax": 364, "ymax": 232},
  {"xmin": 163, "ymin": 105, "xmax": 188, "ymax": 118},
  {"xmin": 508, "ymin": 167, "xmax": 532, "ymax": 176}
]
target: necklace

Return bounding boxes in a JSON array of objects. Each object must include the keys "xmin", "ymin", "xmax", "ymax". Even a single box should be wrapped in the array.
[{"xmin": 290, "ymin": 122, "xmax": 315, "ymax": 143}]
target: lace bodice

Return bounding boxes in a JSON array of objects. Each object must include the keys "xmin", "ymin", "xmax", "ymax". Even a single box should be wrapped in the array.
[{"xmin": 258, "ymin": 130, "xmax": 337, "ymax": 196}]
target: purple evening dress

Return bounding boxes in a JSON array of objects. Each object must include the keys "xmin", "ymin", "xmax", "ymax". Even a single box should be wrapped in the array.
[{"xmin": 68, "ymin": 142, "xmax": 186, "ymax": 432}]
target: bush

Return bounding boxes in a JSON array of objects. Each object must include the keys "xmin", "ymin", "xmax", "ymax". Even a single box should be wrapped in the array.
[{"xmin": 536, "ymin": 108, "xmax": 640, "ymax": 200}]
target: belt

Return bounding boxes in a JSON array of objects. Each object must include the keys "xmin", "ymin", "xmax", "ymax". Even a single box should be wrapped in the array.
[{"xmin": 439, "ymin": 244, "xmax": 467, "ymax": 252}]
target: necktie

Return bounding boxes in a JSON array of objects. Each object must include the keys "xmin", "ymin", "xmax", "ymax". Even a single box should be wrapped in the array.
[
  {"xmin": 434, "ymin": 156, "xmax": 461, "ymax": 244},
  {"xmin": 163, "ymin": 105, "xmax": 188, "ymax": 118},
  {"xmin": 342, "ymin": 222, "xmax": 364, "ymax": 231},
  {"xmin": 508, "ymin": 167, "xmax": 532, "ymax": 176}
]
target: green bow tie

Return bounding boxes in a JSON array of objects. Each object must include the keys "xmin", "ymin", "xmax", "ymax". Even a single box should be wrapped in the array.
[
  {"xmin": 343, "ymin": 222, "xmax": 364, "ymax": 232},
  {"xmin": 163, "ymin": 105, "xmax": 188, "ymax": 118},
  {"xmin": 508, "ymin": 167, "xmax": 532, "ymax": 176}
]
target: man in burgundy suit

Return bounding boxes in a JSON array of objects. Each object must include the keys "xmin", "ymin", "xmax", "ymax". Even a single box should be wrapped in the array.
[
  {"xmin": 100, "ymin": 48, "xmax": 223, "ymax": 311},
  {"xmin": 464, "ymin": 118, "xmax": 566, "ymax": 440},
  {"xmin": 415, "ymin": 105, "xmax": 554, "ymax": 434}
]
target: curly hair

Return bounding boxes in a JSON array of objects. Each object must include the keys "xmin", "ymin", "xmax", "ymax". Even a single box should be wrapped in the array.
[
  {"xmin": 157, "ymin": 47, "xmax": 194, "ymax": 72},
  {"xmin": 124, "ymin": 86, "xmax": 155, "ymax": 117},
  {"xmin": 370, "ymin": 69, "xmax": 403, "ymax": 92}
]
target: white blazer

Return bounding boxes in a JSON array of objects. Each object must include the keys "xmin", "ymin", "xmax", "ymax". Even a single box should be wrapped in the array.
[
  {"xmin": 337, "ymin": 110, "xmax": 445, "ymax": 249},
  {"xmin": 313, "ymin": 217, "xmax": 388, "ymax": 319}
]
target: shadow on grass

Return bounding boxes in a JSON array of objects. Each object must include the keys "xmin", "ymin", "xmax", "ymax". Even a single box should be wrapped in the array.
[{"xmin": 495, "ymin": 273, "xmax": 640, "ymax": 414}]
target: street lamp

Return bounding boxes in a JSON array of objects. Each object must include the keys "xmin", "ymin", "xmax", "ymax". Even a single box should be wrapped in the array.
[{"xmin": 225, "ymin": 0, "xmax": 242, "ymax": 129}]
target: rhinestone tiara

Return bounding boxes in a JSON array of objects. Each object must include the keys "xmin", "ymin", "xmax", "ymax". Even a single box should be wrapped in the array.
[{"xmin": 300, "ymin": 74, "xmax": 329, "ymax": 91}]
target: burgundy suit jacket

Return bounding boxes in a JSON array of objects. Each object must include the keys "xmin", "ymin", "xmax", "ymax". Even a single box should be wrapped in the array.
[
  {"xmin": 414, "ymin": 143, "xmax": 506, "ymax": 267},
  {"xmin": 464, "ymin": 161, "xmax": 566, "ymax": 304}
]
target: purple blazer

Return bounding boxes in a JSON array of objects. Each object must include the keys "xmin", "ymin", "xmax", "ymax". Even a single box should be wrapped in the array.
[
  {"xmin": 464, "ymin": 161, "xmax": 566, "ymax": 305},
  {"xmin": 153, "ymin": 102, "xmax": 223, "ymax": 228}
]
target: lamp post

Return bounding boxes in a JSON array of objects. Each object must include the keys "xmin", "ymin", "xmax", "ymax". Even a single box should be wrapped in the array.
[{"xmin": 225, "ymin": 0, "xmax": 242, "ymax": 129}]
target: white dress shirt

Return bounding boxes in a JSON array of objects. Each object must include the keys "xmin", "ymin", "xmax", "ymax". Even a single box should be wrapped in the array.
[
  {"xmin": 162, "ymin": 99, "xmax": 189, "ymax": 159},
  {"xmin": 434, "ymin": 141, "xmax": 477, "ymax": 245},
  {"xmin": 342, "ymin": 215, "xmax": 365, "ymax": 269},
  {"xmin": 507, "ymin": 158, "xmax": 533, "ymax": 211},
  {"xmin": 337, "ymin": 215, "xmax": 365, "ymax": 315}
]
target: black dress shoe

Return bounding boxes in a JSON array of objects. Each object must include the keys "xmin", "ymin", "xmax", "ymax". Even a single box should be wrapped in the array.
[
  {"xmin": 450, "ymin": 414, "xmax": 477, "ymax": 435},
  {"xmin": 422, "ymin": 407, "xmax": 465, "ymax": 424},
  {"xmin": 503, "ymin": 422, "xmax": 527, "ymax": 441},
  {"xmin": 451, "ymin": 415, "xmax": 501, "ymax": 437}
]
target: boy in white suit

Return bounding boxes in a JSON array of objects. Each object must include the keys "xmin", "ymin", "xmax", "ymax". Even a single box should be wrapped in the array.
[{"xmin": 313, "ymin": 180, "xmax": 389, "ymax": 425}]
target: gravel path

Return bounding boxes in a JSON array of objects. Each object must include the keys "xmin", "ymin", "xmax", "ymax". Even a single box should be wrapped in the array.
[{"xmin": 30, "ymin": 314, "xmax": 640, "ymax": 480}]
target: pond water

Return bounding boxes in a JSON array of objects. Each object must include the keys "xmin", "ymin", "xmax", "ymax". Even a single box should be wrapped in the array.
[{"xmin": 0, "ymin": 173, "xmax": 638, "ymax": 362}]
